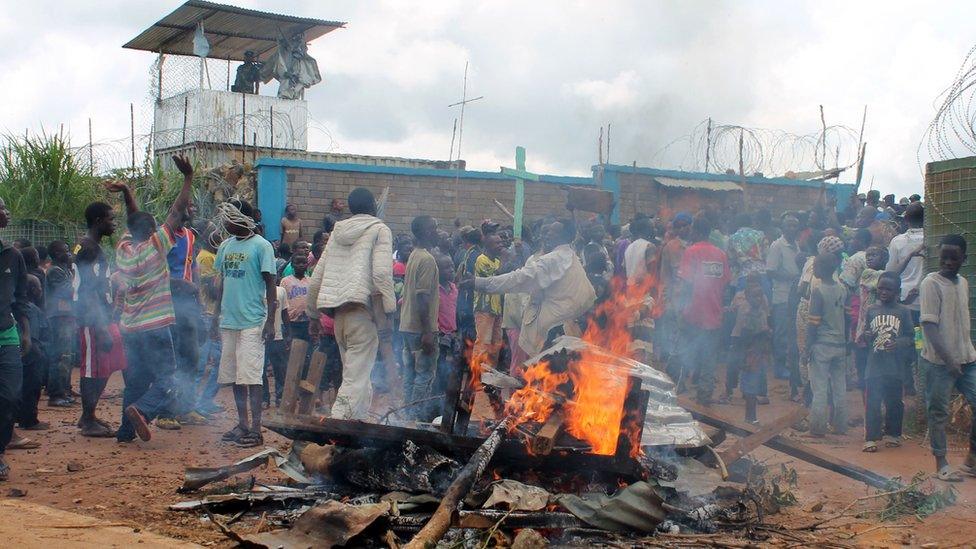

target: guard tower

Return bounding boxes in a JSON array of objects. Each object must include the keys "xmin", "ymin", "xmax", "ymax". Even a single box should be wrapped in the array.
[{"xmin": 123, "ymin": 0, "xmax": 345, "ymax": 168}]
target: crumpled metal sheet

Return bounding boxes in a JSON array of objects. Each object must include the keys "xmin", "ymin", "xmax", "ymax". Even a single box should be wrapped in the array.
[
  {"xmin": 527, "ymin": 337, "xmax": 711, "ymax": 449},
  {"xmin": 555, "ymin": 481, "xmax": 667, "ymax": 532},
  {"xmin": 243, "ymin": 500, "xmax": 390, "ymax": 549},
  {"xmin": 478, "ymin": 479, "xmax": 550, "ymax": 512},
  {"xmin": 179, "ymin": 447, "xmax": 312, "ymax": 492}
]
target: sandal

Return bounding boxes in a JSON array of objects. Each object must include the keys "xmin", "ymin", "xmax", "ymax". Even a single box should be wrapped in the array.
[
  {"xmin": 236, "ymin": 431, "xmax": 264, "ymax": 448},
  {"xmin": 862, "ymin": 441, "xmax": 878, "ymax": 453},
  {"xmin": 883, "ymin": 436, "xmax": 901, "ymax": 448},
  {"xmin": 124, "ymin": 405, "xmax": 152, "ymax": 442},
  {"xmin": 6, "ymin": 436, "xmax": 40, "ymax": 450},
  {"xmin": 937, "ymin": 465, "xmax": 964, "ymax": 482},
  {"xmin": 221, "ymin": 424, "xmax": 248, "ymax": 442}
]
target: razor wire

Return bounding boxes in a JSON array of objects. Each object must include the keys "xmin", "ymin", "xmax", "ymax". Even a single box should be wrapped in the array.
[
  {"xmin": 918, "ymin": 43, "xmax": 976, "ymax": 171},
  {"xmin": 649, "ymin": 119, "xmax": 861, "ymax": 178}
]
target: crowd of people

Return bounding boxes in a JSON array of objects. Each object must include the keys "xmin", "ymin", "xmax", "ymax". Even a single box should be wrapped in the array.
[{"xmin": 1, "ymin": 171, "xmax": 975, "ymax": 485}]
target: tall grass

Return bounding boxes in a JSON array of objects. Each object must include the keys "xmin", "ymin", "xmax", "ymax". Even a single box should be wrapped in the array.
[
  {"xmin": 124, "ymin": 157, "xmax": 215, "ymax": 222},
  {"xmin": 0, "ymin": 132, "xmax": 105, "ymax": 223}
]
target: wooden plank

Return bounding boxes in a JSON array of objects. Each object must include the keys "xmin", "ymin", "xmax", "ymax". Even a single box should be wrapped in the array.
[
  {"xmin": 297, "ymin": 350, "xmax": 328, "ymax": 416},
  {"xmin": 718, "ymin": 406, "xmax": 807, "ymax": 465},
  {"xmin": 531, "ymin": 409, "xmax": 565, "ymax": 456},
  {"xmin": 678, "ymin": 397, "xmax": 896, "ymax": 489},
  {"xmin": 279, "ymin": 338, "xmax": 309, "ymax": 416},
  {"xmin": 263, "ymin": 414, "xmax": 641, "ymax": 477}
]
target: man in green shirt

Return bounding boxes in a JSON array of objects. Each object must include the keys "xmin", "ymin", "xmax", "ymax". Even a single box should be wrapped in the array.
[{"xmin": 0, "ymin": 196, "xmax": 31, "ymax": 481}]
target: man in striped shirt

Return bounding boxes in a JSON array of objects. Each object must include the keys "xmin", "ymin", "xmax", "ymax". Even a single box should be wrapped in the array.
[{"xmin": 107, "ymin": 155, "xmax": 195, "ymax": 443}]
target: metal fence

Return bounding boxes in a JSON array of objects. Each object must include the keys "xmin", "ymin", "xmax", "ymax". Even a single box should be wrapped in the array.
[{"xmin": 0, "ymin": 220, "xmax": 86, "ymax": 248}]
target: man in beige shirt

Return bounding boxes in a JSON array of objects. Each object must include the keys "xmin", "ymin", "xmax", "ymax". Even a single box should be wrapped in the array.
[{"xmin": 399, "ymin": 215, "xmax": 440, "ymax": 421}]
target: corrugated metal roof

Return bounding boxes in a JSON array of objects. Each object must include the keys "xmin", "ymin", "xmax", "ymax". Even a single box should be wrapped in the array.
[
  {"xmin": 654, "ymin": 176, "xmax": 743, "ymax": 192},
  {"xmin": 123, "ymin": 0, "xmax": 345, "ymax": 61}
]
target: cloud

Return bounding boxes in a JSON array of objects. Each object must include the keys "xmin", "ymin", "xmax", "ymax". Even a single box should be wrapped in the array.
[
  {"xmin": 565, "ymin": 71, "xmax": 640, "ymax": 111},
  {"xmin": 1, "ymin": 0, "xmax": 974, "ymax": 199}
]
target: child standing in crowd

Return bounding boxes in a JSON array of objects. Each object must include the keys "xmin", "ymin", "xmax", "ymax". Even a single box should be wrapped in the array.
[
  {"xmin": 45, "ymin": 240, "xmax": 76, "ymax": 408},
  {"xmin": 473, "ymin": 233, "xmax": 505, "ymax": 369},
  {"xmin": 17, "ymin": 274, "xmax": 49, "ymax": 434},
  {"xmin": 434, "ymin": 253, "xmax": 458, "ymax": 413},
  {"xmin": 262, "ymin": 279, "xmax": 288, "ymax": 408},
  {"xmin": 726, "ymin": 275, "xmax": 771, "ymax": 424},
  {"xmin": 805, "ymin": 252, "xmax": 849, "ymax": 437},
  {"xmin": 862, "ymin": 272, "xmax": 913, "ymax": 452},
  {"xmin": 193, "ymin": 227, "xmax": 223, "ymax": 417},
  {"xmin": 213, "ymin": 198, "xmax": 277, "ymax": 447}
]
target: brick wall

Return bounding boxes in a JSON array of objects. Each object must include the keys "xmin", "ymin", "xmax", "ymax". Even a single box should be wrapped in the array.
[
  {"xmin": 613, "ymin": 171, "xmax": 836, "ymax": 221},
  {"xmin": 285, "ymin": 167, "xmax": 577, "ymax": 236}
]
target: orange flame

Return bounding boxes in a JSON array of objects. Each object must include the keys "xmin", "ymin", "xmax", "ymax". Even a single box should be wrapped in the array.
[{"xmin": 502, "ymin": 269, "xmax": 658, "ymax": 457}]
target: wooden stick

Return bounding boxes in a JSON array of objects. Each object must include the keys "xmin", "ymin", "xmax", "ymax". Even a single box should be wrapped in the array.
[
  {"xmin": 279, "ymin": 338, "xmax": 309, "ymax": 416},
  {"xmin": 679, "ymin": 397, "xmax": 895, "ymax": 489},
  {"xmin": 404, "ymin": 417, "xmax": 512, "ymax": 549},
  {"xmin": 297, "ymin": 350, "xmax": 328, "ymax": 416},
  {"xmin": 718, "ymin": 406, "xmax": 807, "ymax": 464},
  {"xmin": 531, "ymin": 408, "xmax": 565, "ymax": 455}
]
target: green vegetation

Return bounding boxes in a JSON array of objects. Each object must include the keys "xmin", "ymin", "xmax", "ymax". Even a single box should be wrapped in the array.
[
  {"xmin": 0, "ymin": 132, "xmax": 213, "ymax": 226},
  {"xmin": 0, "ymin": 132, "xmax": 105, "ymax": 223}
]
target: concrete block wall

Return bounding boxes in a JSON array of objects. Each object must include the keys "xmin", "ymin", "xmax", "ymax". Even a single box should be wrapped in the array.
[{"xmin": 285, "ymin": 167, "xmax": 578, "ymax": 236}]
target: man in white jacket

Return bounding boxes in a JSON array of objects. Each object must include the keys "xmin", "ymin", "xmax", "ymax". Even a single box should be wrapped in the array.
[{"xmin": 307, "ymin": 188, "xmax": 395, "ymax": 420}]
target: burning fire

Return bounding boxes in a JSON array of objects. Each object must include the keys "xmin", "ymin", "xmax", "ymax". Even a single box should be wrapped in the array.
[{"xmin": 501, "ymin": 271, "xmax": 658, "ymax": 457}]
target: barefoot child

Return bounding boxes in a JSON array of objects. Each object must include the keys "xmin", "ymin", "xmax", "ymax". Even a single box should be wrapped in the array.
[
  {"xmin": 862, "ymin": 272, "xmax": 913, "ymax": 452},
  {"xmin": 730, "ymin": 275, "xmax": 771, "ymax": 424}
]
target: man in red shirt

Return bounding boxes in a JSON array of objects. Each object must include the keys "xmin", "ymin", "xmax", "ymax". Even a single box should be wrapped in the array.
[{"xmin": 674, "ymin": 214, "xmax": 731, "ymax": 405}]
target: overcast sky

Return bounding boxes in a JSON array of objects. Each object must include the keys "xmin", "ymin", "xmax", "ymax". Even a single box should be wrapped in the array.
[{"xmin": 1, "ymin": 0, "xmax": 974, "ymax": 198}]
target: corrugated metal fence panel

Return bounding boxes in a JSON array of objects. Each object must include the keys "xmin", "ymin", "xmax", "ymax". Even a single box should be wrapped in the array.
[{"xmin": 924, "ymin": 155, "xmax": 976, "ymax": 341}]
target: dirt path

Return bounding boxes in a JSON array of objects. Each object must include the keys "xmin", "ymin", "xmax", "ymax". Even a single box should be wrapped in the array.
[
  {"xmin": 3, "ymin": 371, "xmax": 976, "ymax": 546},
  {"xmin": 0, "ymin": 498, "xmax": 201, "ymax": 548}
]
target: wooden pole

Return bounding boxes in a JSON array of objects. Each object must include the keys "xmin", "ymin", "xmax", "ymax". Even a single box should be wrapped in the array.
[
  {"xmin": 241, "ymin": 92, "xmax": 247, "ymax": 164},
  {"xmin": 88, "ymin": 118, "xmax": 94, "ymax": 176},
  {"xmin": 226, "ymin": 58, "xmax": 231, "ymax": 91},
  {"xmin": 855, "ymin": 142, "xmax": 867, "ymax": 190},
  {"xmin": 606, "ymin": 122, "xmax": 611, "ymax": 165},
  {"xmin": 252, "ymin": 132, "xmax": 257, "ymax": 163},
  {"xmin": 819, "ymin": 104, "xmax": 827, "ymax": 170},
  {"xmin": 404, "ymin": 417, "xmax": 512, "ymax": 549},
  {"xmin": 181, "ymin": 96, "xmax": 189, "ymax": 146},
  {"xmin": 679, "ymin": 397, "xmax": 896, "ymax": 489},
  {"xmin": 269, "ymin": 106, "xmax": 275, "ymax": 157},
  {"xmin": 738, "ymin": 128, "xmax": 744, "ymax": 177},
  {"xmin": 597, "ymin": 127, "xmax": 603, "ymax": 165},
  {"xmin": 704, "ymin": 117, "xmax": 712, "ymax": 172},
  {"xmin": 157, "ymin": 51, "xmax": 164, "ymax": 104},
  {"xmin": 130, "ymin": 103, "xmax": 136, "ymax": 173}
]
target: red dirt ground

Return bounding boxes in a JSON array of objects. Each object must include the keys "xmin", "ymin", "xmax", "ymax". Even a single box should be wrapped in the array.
[{"xmin": 3, "ymin": 370, "xmax": 976, "ymax": 547}]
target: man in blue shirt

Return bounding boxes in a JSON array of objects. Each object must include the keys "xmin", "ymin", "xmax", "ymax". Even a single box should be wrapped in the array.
[{"xmin": 213, "ymin": 199, "xmax": 277, "ymax": 448}]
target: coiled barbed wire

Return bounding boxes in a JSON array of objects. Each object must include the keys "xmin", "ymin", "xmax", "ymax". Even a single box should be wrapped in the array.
[
  {"xmin": 918, "ymin": 43, "xmax": 976, "ymax": 171},
  {"xmin": 650, "ymin": 119, "xmax": 860, "ymax": 177},
  {"xmin": 916, "ymin": 43, "xmax": 976, "ymax": 237}
]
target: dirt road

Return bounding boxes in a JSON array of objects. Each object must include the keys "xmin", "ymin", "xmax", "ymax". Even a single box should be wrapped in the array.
[{"xmin": 3, "ymin": 372, "xmax": 976, "ymax": 546}]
